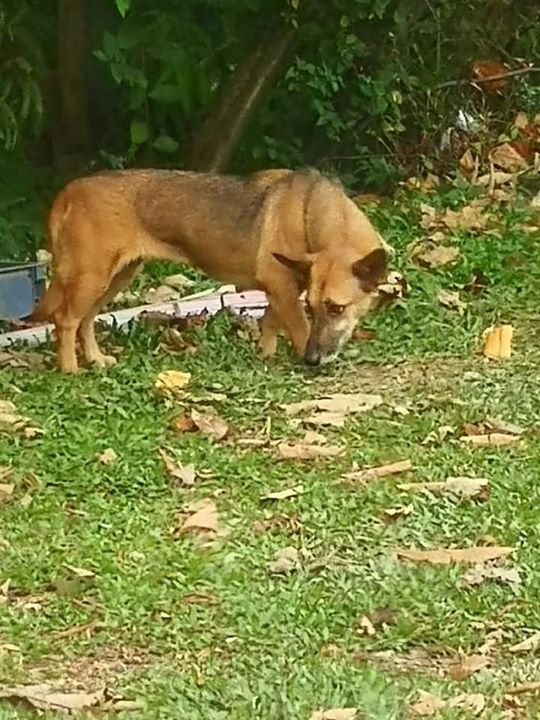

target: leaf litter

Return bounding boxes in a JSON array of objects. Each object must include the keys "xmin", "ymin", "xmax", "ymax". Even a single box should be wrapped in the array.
[
  {"xmin": 0, "ymin": 400, "xmax": 42, "ymax": 439},
  {"xmin": 459, "ymin": 563, "xmax": 522, "ymax": 588},
  {"xmin": 268, "ymin": 546, "xmax": 299, "ymax": 575},
  {"xmin": 282, "ymin": 392, "xmax": 383, "ymax": 428},
  {"xmin": 154, "ymin": 370, "xmax": 191, "ymax": 395},
  {"xmin": 342, "ymin": 459, "xmax": 412, "ymax": 484},
  {"xmin": 410, "ymin": 690, "xmax": 485, "ymax": 717},
  {"xmin": 0, "ymin": 684, "xmax": 141, "ymax": 715},
  {"xmin": 159, "ymin": 449, "xmax": 197, "ymax": 487},
  {"xmin": 395, "ymin": 546, "xmax": 513, "ymax": 564},
  {"xmin": 190, "ymin": 407, "xmax": 229, "ymax": 441},
  {"xmin": 179, "ymin": 500, "xmax": 218, "ymax": 535},
  {"xmin": 309, "ymin": 710, "xmax": 358, "ymax": 720},
  {"xmin": 398, "ymin": 476, "xmax": 489, "ymax": 500},
  {"xmin": 261, "ymin": 485, "xmax": 304, "ymax": 501}
]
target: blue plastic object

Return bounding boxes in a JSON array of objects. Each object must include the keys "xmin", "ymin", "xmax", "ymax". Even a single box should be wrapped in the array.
[{"xmin": 0, "ymin": 262, "xmax": 46, "ymax": 320}]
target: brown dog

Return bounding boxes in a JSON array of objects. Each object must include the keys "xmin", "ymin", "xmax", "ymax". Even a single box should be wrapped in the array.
[{"xmin": 31, "ymin": 168, "xmax": 386, "ymax": 372}]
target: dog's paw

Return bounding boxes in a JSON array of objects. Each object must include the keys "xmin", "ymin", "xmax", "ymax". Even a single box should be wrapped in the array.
[{"xmin": 91, "ymin": 354, "xmax": 118, "ymax": 368}]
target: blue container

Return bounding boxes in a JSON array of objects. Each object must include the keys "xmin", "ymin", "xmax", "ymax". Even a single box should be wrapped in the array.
[{"xmin": 0, "ymin": 262, "xmax": 47, "ymax": 320}]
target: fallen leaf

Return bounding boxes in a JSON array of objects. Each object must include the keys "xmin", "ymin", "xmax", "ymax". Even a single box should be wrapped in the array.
[
  {"xmin": 0, "ymin": 483, "xmax": 14, "ymax": 503},
  {"xmin": 447, "ymin": 693, "xmax": 485, "ymax": 715},
  {"xmin": 252, "ymin": 514, "xmax": 301, "ymax": 535},
  {"xmin": 0, "ymin": 684, "xmax": 104, "ymax": 713},
  {"xmin": 507, "ymin": 681, "xmax": 540, "ymax": 695},
  {"xmin": 410, "ymin": 691, "xmax": 446, "ymax": 716},
  {"xmin": 531, "ymin": 190, "xmax": 540, "ymax": 209},
  {"xmin": 486, "ymin": 416, "xmax": 524, "ymax": 436},
  {"xmin": 459, "ymin": 563, "xmax": 521, "ymax": 588},
  {"xmin": 155, "ymin": 370, "xmax": 191, "ymax": 394},
  {"xmin": 191, "ymin": 408, "xmax": 228, "ymax": 441},
  {"xmin": 143, "ymin": 284, "xmax": 181, "ymax": 304},
  {"xmin": 358, "ymin": 615, "xmax": 377, "ymax": 635},
  {"xmin": 441, "ymin": 205, "xmax": 489, "ymax": 232},
  {"xmin": 169, "ymin": 414, "xmax": 197, "ymax": 433},
  {"xmin": 277, "ymin": 442, "xmax": 343, "ymax": 460},
  {"xmin": 268, "ymin": 546, "xmax": 299, "ymax": 574},
  {"xmin": 283, "ymin": 393, "xmax": 383, "ymax": 417},
  {"xmin": 483, "ymin": 324, "xmax": 513, "ymax": 359},
  {"xmin": 398, "ymin": 476, "xmax": 489, "ymax": 500},
  {"xmin": 97, "ymin": 448, "xmax": 117, "ymax": 465},
  {"xmin": 413, "ymin": 244, "xmax": 460, "ymax": 269},
  {"xmin": 342, "ymin": 459, "xmax": 412, "ymax": 483},
  {"xmin": 459, "ymin": 149, "xmax": 477, "ymax": 174},
  {"xmin": 448, "ymin": 653, "xmax": 490, "ymax": 680},
  {"xmin": 377, "ymin": 271, "xmax": 407, "ymax": 300},
  {"xmin": 0, "ymin": 466, "xmax": 13, "ymax": 482},
  {"xmin": 383, "ymin": 504, "xmax": 414, "ymax": 521},
  {"xmin": 261, "ymin": 485, "xmax": 304, "ymax": 501},
  {"xmin": 181, "ymin": 500, "xmax": 218, "ymax": 534},
  {"xmin": 0, "ymin": 400, "xmax": 41, "ymax": 438},
  {"xmin": 422, "ymin": 425, "xmax": 454, "ymax": 445},
  {"xmin": 437, "ymin": 289, "xmax": 466, "ymax": 314},
  {"xmin": 490, "ymin": 143, "xmax": 529, "ymax": 172},
  {"xmin": 162, "ymin": 272, "xmax": 195, "ymax": 291},
  {"xmin": 159, "ymin": 449, "xmax": 196, "ymax": 487},
  {"xmin": 64, "ymin": 564, "xmax": 96, "ymax": 579},
  {"xmin": 395, "ymin": 546, "xmax": 513, "ymax": 565},
  {"xmin": 460, "ymin": 433, "xmax": 519, "ymax": 447},
  {"xmin": 309, "ymin": 708, "xmax": 358, "ymax": 720},
  {"xmin": 475, "ymin": 171, "xmax": 515, "ymax": 187},
  {"xmin": 509, "ymin": 631, "xmax": 540, "ymax": 654}
]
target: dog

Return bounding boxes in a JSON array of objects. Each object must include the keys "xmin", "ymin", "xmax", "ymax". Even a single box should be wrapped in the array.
[{"xmin": 30, "ymin": 167, "xmax": 387, "ymax": 372}]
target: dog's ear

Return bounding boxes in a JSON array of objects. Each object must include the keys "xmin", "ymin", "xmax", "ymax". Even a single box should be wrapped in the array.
[
  {"xmin": 273, "ymin": 252, "xmax": 313, "ymax": 286},
  {"xmin": 352, "ymin": 248, "xmax": 387, "ymax": 291}
]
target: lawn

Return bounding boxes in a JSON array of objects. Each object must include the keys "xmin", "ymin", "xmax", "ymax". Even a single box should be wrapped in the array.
[{"xmin": 1, "ymin": 183, "xmax": 540, "ymax": 719}]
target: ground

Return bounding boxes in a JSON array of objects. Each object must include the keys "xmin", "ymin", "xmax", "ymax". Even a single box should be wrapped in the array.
[{"xmin": 1, "ymin": 183, "xmax": 540, "ymax": 719}]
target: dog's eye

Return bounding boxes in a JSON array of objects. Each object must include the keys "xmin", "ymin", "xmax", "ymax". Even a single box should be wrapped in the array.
[
  {"xmin": 305, "ymin": 302, "xmax": 314, "ymax": 317},
  {"xmin": 327, "ymin": 303, "xmax": 346, "ymax": 316}
]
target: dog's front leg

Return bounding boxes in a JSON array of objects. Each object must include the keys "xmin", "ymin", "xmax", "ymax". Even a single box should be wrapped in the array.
[{"xmin": 265, "ymin": 286, "xmax": 309, "ymax": 358}]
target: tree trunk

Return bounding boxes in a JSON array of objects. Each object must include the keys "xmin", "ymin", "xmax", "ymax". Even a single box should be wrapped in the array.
[
  {"xmin": 190, "ymin": 27, "xmax": 296, "ymax": 173},
  {"xmin": 53, "ymin": 0, "xmax": 89, "ymax": 169}
]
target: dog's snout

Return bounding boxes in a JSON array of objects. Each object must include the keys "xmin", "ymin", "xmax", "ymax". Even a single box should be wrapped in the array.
[{"xmin": 304, "ymin": 343, "xmax": 322, "ymax": 366}]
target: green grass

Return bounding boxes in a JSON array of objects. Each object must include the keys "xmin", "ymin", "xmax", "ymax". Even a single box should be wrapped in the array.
[{"xmin": 1, "ymin": 186, "xmax": 540, "ymax": 719}]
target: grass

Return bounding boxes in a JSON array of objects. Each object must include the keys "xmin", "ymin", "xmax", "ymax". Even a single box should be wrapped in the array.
[{"xmin": 1, "ymin": 185, "xmax": 540, "ymax": 719}]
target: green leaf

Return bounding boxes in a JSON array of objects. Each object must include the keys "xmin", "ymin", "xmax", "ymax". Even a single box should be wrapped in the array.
[
  {"xmin": 130, "ymin": 118, "xmax": 149, "ymax": 145},
  {"xmin": 149, "ymin": 84, "xmax": 182, "ymax": 104},
  {"xmin": 115, "ymin": 0, "xmax": 130, "ymax": 18},
  {"xmin": 153, "ymin": 135, "xmax": 179, "ymax": 153}
]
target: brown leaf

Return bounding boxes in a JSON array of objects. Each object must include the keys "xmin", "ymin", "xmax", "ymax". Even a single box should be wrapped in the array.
[
  {"xmin": 459, "ymin": 149, "xmax": 477, "ymax": 174},
  {"xmin": 163, "ymin": 272, "xmax": 195, "ymax": 291},
  {"xmin": 472, "ymin": 59, "xmax": 507, "ymax": 90},
  {"xmin": 377, "ymin": 271, "xmax": 406, "ymax": 300},
  {"xmin": 252, "ymin": 514, "xmax": 301, "ymax": 535},
  {"xmin": 459, "ymin": 564, "xmax": 521, "ymax": 588},
  {"xmin": 155, "ymin": 370, "xmax": 191, "ymax": 394},
  {"xmin": 64, "ymin": 564, "xmax": 95, "ymax": 579},
  {"xmin": 276, "ymin": 442, "xmax": 343, "ymax": 460},
  {"xmin": 410, "ymin": 691, "xmax": 446, "ymax": 716},
  {"xmin": 509, "ymin": 631, "xmax": 540, "ymax": 654},
  {"xmin": 268, "ymin": 546, "xmax": 299, "ymax": 574},
  {"xmin": 398, "ymin": 476, "xmax": 489, "ymax": 500},
  {"xmin": 0, "ymin": 466, "xmax": 13, "ymax": 482},
  {"xmin": 395, "ymin": 546, "xmax": 513, "ymax": 565},
  {"xmin": 0, "ymin": 401, "xmax": 41, "ymax": 438},
  {"xmin": 191, "ymin": 408, "xmax": 229, "ymax": 441},
  {"xmin": 342, "ymin": 459, "xmax": 412, "ymax": 483},
  {"xmin": 383, "ymin": 504, "xmax": 414, "ymax": 522},
  {"xmin": 448, "ymin": 653, "xmax": 490, "ymax": 680},
  {"xmin": 0, "ymin": 684, "xmax": 104, "ymax": 713},
  {"xmin": 159, "ymin": 449, "xmax": 196, "ymax": 487},
  {"xmin": 483, "ymin": 324, "xmax": 513, "ymax": 360},
  {"xmin": 441, "ymin": 205, "xmax": 489, "ymax": 232},
  {"xmin": 261, "ymin": 485, "xmax": 304, "ymax": 501},
  {"xmin": 143, "ymin": 284, "xmax": 181, "ymax": 304},
  {"xmin": 460, "ymin": 433, "xmax": 519, "ymax": 447},
  {"xmin": 283, "ymin": 393, "xmax": 383, "ymax": 418},
  {"xmin": 507, "ymin": 681, "xmax": 540, "ymax": 695},
  {"xmin": 414, "ymin": 244, "xmax": 460, "ymax": 269},
  {"xmin": 181, "ymin": 501, "xmax": 218, "ymax": 534},
  {"xmin": 436, "ymin": 289, "xmax": 466, "ymax": 315},
  {"xmin": 97, "ymin": 448, "xmax": 118, "ymax": 465},
  {"xmin": 309, "ymin": 709, "xmax": 358, "ymax": 720},
  {"xmin": 490, "ymin": 143, "xmax": 529, "ymax": 172},
  {"xmin": 169, "ymin": 414, "xmax": 197, "ymax": 433},
  {"xmin": 486, "ymin": 416, "xmax": 524, "ymax": 436},
  {"xmin": 0, "ymin": 483, "xmax": 14, "ymax": 503}
]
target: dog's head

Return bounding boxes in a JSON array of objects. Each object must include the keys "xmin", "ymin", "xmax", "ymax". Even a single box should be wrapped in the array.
[{"xmin": 273, "ymin": 246, "xmax": 386, "ymax": 366}]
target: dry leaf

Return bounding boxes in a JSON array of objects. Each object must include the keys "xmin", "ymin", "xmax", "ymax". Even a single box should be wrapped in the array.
[
  {"xmin": 155, "ymin": 370, "xmax": 191, "ymax": 394},
  {"xmin": 181, "ymin": 500, "xmax": 218, "ymax": 534},
  {"xmin": 342, "ymin": 459, "xmax": 412, "ymax": 483},
  {"xmin": 475, "ymin": 171, "xmax": 515, "ymax": 187},
  {"xmin": 162, "ymin": 272, "xmax": 195, "ymax": 291},
  {"xmin": 143, "ymin": 284, "xmax": 181, "ymax": 304},
  {"xmin": 277, "ymin": 442, "xmax": 343, "ymax": 460},
  {"xmin": 414, "ymin": 245, "xmax": 460, "ymax": 269},
  {"xmin": 486, "ymin": 416, "xmax": 523, "ymax": 436},
  {"xmin": 309, "ymin": 709, "xmax": 358, "ymax": 720},
  {"xmin": 169, "ymin": 414, "xmax": 197, "ymax": 433},
  {"xmin": 410, "ymin": 691, "xmax": 446, "ymax": 716},
  {"xmin": 483, "ymin": 324, "xmax": 513, "ymax": 359},
  {"xmin": 448, "ymin": 693, "xmax": 486, "ymax": 715},
  {"xmin": 437, "ymin": 289, "xmax": 466, "ymax": 315},
  {"xmin": 0, "ymin": 685, "xmax": 104, "ymax": 713},
  {"xmin": 383, "ymin": 504, "xmax": 414, "ymax": 521},
  {"xmin": 0, "ymin": 483, "xmax": 14, "ymax": 503},
  {"xmin": 0, "ymin": 466, "xmax": 13, "ymax": 482},
  {"xmin": 97, "ymin": 448, "xmax": 117, "ymax": 465},
  {"xmin": 283, "ymin": 393, "xmax": 383, "ymax": 417},
  {"xmin": 531, "ymin": 190, "xmax": 540, "ymax": 209},
  {"xmin": 509, "ymin": 631, "xmax": 540, "ymax": 654},
  {"xmin": 358, "ymin": 615, "xmax": 377, "ymax": 636},
  {"xmin": 64, "ymin": 564, "xmax": 95, "ymax": 579},
  {"xmin": 449, "ymin": 653, "xmax": 489, "ymax": 680},
  {"xmin": 460, "ymin": 433, "xmax": 519, "ymax": 447},
  {"xmin": 0, "ymin": 401, "xmax": 41, "ymax": 438},
  {"xmin": 395, "ymin": 546, "xmax": 513, "ymax": 565},
  {"xmin": 261, "ymin": 485, "xmax": 304, "ymax": 501},
  {"xmin": 377, "ymin": 270, "xmax": 406, "ymax": 300},
  {"xmin": 268, "ymin": 546, "xmax": 299, "ymax": 575},
  {"xmin": 490, "ymin": 143, "xmax": 529, "ymax": 172},
  {"xmin": 159, "ymin": 449, "xmax": 196, "ymax": 487},
  {"xmin": 459, "ymin": 563, "xmax": 521, "ymax": 588},
  {"xmin": 191, "ymin": 408, "xmax": 228, "ymax": 441},
  {"xmin": 459, "ymin": 149, "xmax": 477, "ymax": 174},
  {"xmin": 507, "ymin": 681, "xmax": 540, "ymax": 695},
  {"xmin": 398, "ymin": 476, "xmax": 489, "ymax": 499},
  {"xmin": 442, "ymin": 205, "xmax": 489, "ymax": 232}
]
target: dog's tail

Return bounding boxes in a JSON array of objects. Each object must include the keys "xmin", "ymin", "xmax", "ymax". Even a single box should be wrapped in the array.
[{"xmin": 28, "ymin": 191, "xmax": 71, "ymax": 322}]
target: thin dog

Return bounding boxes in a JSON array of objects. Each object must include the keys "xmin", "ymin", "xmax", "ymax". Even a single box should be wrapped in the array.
[{"xmin": 31, "ymin": 168, "xmax": 387, "ymax": 372}]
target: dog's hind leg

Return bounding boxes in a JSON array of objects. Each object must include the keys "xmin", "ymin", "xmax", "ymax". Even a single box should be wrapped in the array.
[{"xmin": 78, "ymin": 260, "xmax": 143, "ymax": 368}]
